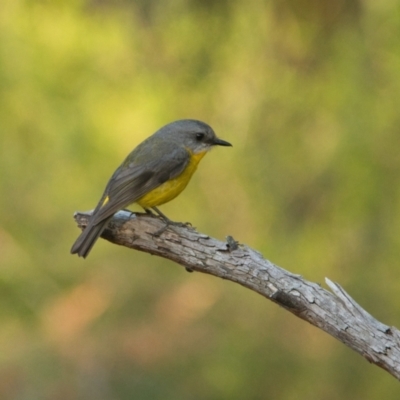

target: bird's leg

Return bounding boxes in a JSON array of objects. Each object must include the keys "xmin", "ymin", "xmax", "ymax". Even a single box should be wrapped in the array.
[
  {"xmin": 143, "ymin": 208, "xmax": 155, "ymax": 216},
  {"xmin": 151, "ymin": 206, "xmax": 173, "ymax": 221},
  {"xmin": 150, "ymin": 206, "xmax": 190, "ymax": 236}
]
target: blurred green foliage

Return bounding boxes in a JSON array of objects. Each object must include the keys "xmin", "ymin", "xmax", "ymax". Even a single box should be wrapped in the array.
[{"xmin": 1, "ymin": 0, "xmax": 400, "ymax": 398}]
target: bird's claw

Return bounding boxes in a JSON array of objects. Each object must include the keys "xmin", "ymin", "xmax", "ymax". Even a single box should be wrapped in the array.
[{"xmin": 152, "ymin": 220, "xmax": 192, "ymax": 237}]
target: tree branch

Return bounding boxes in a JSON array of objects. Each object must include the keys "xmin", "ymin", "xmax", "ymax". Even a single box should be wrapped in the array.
[{"xmin": 73, "ymin": 210, "xmax": 400, "ymax": 380}]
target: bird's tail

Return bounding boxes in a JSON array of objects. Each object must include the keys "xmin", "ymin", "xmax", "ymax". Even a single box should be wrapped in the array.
[{"xmin": 70, "ymin": 217, "xmax": 111, "ymax": 258}]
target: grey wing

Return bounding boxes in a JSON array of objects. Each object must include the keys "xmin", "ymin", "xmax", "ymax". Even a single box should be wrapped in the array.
[{"xmin": 90, "ymin": 145, "xmax": 190, "ymax": 224}]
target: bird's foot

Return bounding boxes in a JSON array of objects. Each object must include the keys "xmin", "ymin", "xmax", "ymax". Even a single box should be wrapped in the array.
[
  {"xmin": 145, "ymin": 206, "xmax": 193, "ymax": 236},
  {"xmin": 152, "ymin": 220, "xmax": 191, "ymax": 237}
]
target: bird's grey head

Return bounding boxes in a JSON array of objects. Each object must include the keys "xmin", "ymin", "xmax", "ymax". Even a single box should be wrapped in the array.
[{"xmin": 157, "ymin": 119, "xmax": 232, "ymax": 154}]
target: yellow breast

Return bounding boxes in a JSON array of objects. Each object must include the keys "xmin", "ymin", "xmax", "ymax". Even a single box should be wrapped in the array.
[{"xmin": 137, "ymin": 150, "xmax": 207, "ymax": 209}]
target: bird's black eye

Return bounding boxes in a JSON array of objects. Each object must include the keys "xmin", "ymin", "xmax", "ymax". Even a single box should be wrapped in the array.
[{"xmin": 196, "ymin": 132, "xmax": 205, "ymax": 141}]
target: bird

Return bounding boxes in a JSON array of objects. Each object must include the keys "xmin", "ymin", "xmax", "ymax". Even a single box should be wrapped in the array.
[{"xmin": 71, "ymin": 119, "xmax": 232, "ymax": 258}]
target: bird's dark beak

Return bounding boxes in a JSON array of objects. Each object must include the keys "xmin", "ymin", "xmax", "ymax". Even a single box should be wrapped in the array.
[{"xmin": 213, "ymin": 137, "xmax": 232, "ymax": 147}]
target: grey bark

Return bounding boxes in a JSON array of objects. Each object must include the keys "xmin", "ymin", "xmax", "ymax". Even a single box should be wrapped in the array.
[{"xmin": 73, "ymin": 210, "xmax": 400, "ymax": 380}]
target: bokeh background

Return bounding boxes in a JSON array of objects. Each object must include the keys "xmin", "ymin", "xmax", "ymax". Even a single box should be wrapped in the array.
[{"xmin": 1, "ymin": 0, "xmax": 400, "ymax": 398}]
